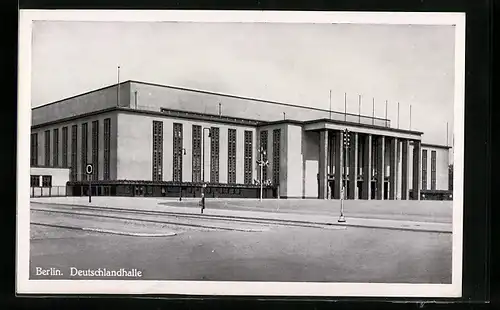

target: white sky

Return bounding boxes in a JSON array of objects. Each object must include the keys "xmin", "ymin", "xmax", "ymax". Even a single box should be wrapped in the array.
[{"xmin": 31, "ymin": 21, "xmax": 456, "ymax": 146}]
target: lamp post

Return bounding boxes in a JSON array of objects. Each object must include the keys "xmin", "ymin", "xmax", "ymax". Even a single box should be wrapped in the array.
[
  {"xmin": 201, "ymin": 128, "xmax": 212, "ymax": 209},
  {"xmin": 257, "ymin": 147, "xmax": 268, "ymax": 201},
  {"xmin": 339, "ymin": 128, "xmax": 350, "ymax": 223},
  {"xmin": 179, "ymin": 148, "xmax": 186, "ymax": 201}
]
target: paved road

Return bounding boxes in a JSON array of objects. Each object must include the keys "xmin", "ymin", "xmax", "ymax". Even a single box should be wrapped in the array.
[
  {"xmin": 29, "ymin": 200, "xmax": 452, "ymax": 284},
  {"xmin": 31, "ymin": 196, "xmax": 453, "ymax": 223}
]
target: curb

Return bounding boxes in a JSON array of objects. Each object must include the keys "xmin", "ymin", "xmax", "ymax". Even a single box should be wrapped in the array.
[
  {"xmin": 30, "ymin": 201, "xmax": 452, "ymax": 234},
  {"xmin": 31, "ymin": 222, "xmax": 177, "ymax": 237}
]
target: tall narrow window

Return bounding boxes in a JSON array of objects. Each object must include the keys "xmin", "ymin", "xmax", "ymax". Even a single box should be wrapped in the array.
[
  {"xmin": 172, "ymin": 123, "xmax": 183, "ymax": 182},
  {"xmin": 81, "ymin": 123, "xmax": 88, "ymax": 180},
  {"xmin": 103, "ymin": 118, "xmax": 111, "ymax": 180},
  {"xmin": 91, "ymin": 120, "xmax": 99, "ymax": 181},
  {"xmin": 431, "ymin": 150, "xmax": 437, "ymax": 190},
  {"xmin": 44, "ymin": 130, "xmax": 50, "ymax": 166},
  {"xmin": 244, "ymin": 130, "xmax": 253, "ymax": 184},
  {"xmin": 260, "ymin": 130, "xmax": 268, "ymax": 182},
  {"xmin": 272, "ymin": 129, "xmax": 281, "ymax": 185},
  {"xmin": 422, "ymin": 149, "xmax": 428, "ymax": 190},
  {"xmin": 227, "ymin": 129, "xmax": 237, "ymax": 184},
  {"xmin": 210, "ymin": 127, "xmax": 220, "ymax": 183},
  {"xmin": 71, "ymin": 125, "xmax": 78, "ymax": 181},
  {"xmin": 30, "ymin": 133, "xmax": 38, "ymax": 166},
  {"xmin": 53, "ymin": 128, "xmax": 59, "ymax": 167},
  {"xmin": 192, "ymin": 125, "xmax": 202, "ymax": 182},
  {"xmin": 62, "ymin": 127, "xmax": 68, "ymax": 167},
  {"xmin": 152, "ymin": 121, "xmax": 164, "ymax": 181}
]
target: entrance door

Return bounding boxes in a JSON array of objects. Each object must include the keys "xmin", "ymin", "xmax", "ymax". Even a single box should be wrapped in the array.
[
  {"xmin": 328, "ymin": 180, "xmax": 335, "ymax": 199},
  {"xmin": 357, "ymin": 180, "xmax": 362, "ymax": 199},
  {"xmin": 371, "ymin": 181, "xmax": 376, "ymax": 199},
  {"xmin": 384, "ymin": 181, "xmax": 389, "ymax": 200}
]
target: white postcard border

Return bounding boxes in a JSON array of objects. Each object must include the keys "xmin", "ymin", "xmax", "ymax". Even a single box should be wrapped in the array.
[{"xmin": 17, "ymin": 10, "xmax": 466, "ymax": 297}]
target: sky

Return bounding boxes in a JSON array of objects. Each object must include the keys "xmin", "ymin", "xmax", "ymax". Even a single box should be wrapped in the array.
[{"xmin": 31, "ymin": 21, "xmax": 456, "ymax": 146}]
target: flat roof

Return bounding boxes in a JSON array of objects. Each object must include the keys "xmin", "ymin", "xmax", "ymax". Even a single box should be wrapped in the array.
[
  {"xmin": 31, "ymin": 106, "xmax": 427, "ymax": 138},
  {"xmin": 419, "ymin": 142, "xmax": 452, "ymax": 149},
  {"xmin": 303, "ymin": 118, "xmax": 423, "ymax": 135},
  {"xmin": 32, "ymin": 79, "xmax": 390, "ymax": 124}
]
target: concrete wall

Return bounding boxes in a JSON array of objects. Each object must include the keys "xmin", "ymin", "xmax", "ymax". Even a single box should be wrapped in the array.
[
  {"xmin": 30, "ymin": 167, "xmax": 70, "ymax": 196},
  {"xmin": 30, "ymin": 167, "xmax": 70, "ymax": 186},
  {"xmin": 32, "ymin": 83, "xmax": 130, "ymax": 126},
  {"xmin": 31, "ymin": 111, "xmax": 118, "ymax": 181},
  {"xmin": 129, "ymin": 81, "xmax": 389, "ymax": 126},
  {"xmin": 116, "ymin": 112, "xmax": 257, "ymax": 183},
  {"xmin": 421, "ymin": 145, "xmax": 450, "ymax": 190},
  {"xmin": 408, "ymin": 144, "xmax": 449, "ymax": 192},
  {"xmin": 303, "ymin": 131, "xmax": 320, "ymax": 198},
  {"xmin": 285, "ymin": 124, "xmax": 304, "ymax": 198}
]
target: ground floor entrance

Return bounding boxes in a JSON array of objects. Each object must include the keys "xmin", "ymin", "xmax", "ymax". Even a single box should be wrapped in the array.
[{"xmin": 327, "ymin": 179, "xmax": 390, "ymax": 200}]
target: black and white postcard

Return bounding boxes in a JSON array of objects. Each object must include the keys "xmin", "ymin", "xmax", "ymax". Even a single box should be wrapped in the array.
[{"xmin": 17, "ymin": 10, "xmax": 466, "ymax": 298}]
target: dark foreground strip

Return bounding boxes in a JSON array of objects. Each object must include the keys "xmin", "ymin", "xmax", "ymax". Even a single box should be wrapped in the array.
[
  {"xmin": 31, "ymin": 208, "xmax": 262, "ymax": 232},
  {"xmin": 31, "ymin": 202, "xmax": 452, "ymax": 234}
]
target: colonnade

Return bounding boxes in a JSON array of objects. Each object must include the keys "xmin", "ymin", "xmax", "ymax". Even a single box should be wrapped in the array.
[{"xmin": 318, "ymin": 129, "xmax": 421, "ymax": 200}]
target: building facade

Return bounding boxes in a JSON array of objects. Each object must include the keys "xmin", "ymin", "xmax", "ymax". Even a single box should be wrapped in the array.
[{"xmin": 30, "ymin": 80, "xmax": 452, "ymax": 200}]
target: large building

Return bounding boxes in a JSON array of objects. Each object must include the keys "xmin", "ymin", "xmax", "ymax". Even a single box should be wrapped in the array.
[{"xmin": 30, "ymin": 80, "xmax": 452, "ymax": 200}]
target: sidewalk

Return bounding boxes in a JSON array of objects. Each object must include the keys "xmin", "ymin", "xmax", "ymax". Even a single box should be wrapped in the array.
[{"xmin": 30, "ymin": 197, "xmax": 452, "ymax": 233}]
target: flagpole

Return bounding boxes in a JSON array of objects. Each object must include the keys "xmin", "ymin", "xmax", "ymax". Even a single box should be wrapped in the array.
[
  {"xmin": 372, "ymin": 98, "xmax": 375, "ymax": 125},
  {"xmin": 117, "ymin": 66, "xmax": 121, "ymax": 107},
  {"xmin": 329, "ymin": 90, "xmax": 332, "ymax": 120},
  {"xmin": 385, "ymin": 100, "xmax": 388, "ymax": 123},
  {"xmin": 446, "ymin": 122, "xmax": 449, "ymax": 147},
  {"xmin": 344, "ymin": 92, "xmax": 347, "ymax": 121},
  {"xmin": 397, "ymin": 102, "xmax": 400, "ymax": 129},
  {"xmin": 358, "ymin": 95, "xmax": 361, "ymax": 123},
  {"xmin": 409, "ymin": 105, "xmax": 412, "ymax": 130}
]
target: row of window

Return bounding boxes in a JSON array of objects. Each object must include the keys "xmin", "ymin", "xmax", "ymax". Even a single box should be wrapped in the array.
[
  {"xmin": 422, "ymin": 149, "xmax": 437, "ymax": 190},
  {"xmin": 31, "ymin": 120, "xmax": 282, "ymax": 185},
  {"xmin": 30, "ymin": 118, "xmax": 112, "ymax": 181},
  {"xmin": 30, "ymin": 175, "xmax": 52, "ymax": 187},
  {"xmin": 151, "ymin": 122, "xmax": 261, "ymax": 184}
]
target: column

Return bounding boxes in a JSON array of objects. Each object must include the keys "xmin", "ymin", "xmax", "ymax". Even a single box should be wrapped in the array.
[
  {"xmin": 318, "ymin": 130, "xmax": 328, "ymax": 199},
  {"xmin": 348, "ymin": 132, "xmax": 358, "ymax": 199},
  {"xmin": 376, "ymin": 136, "xmax": 385, "ymax": 200},
  {"xmin": 361, "ymin": 134, "xmax": 372, "ymax": 200},
  {"xmin": 389, "ymin": 137, "xmax": 398, "ymax": 200},
  {"xmin": 396, "ymin": 140, "xmax": 401, "ymax": 199},
  {"xmin": 412, "ymin": 140, "xmax": 421, "ymax": 200},
  {"xmin": 401, "ymin": 139, "xmax": 409, "ymax": 200},
  {"xmin": 333, "ymin": 130, "xmax": 344, "ymax": 199}
]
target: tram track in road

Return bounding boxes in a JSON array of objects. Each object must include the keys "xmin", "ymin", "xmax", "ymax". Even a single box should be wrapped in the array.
[
  {"xmin": 30, "ymin": 208, "xmax": 268, "ymax": 232},
  {"xmin": 30, "ymin": 204, "xmax": 345, "ymax": 231}
]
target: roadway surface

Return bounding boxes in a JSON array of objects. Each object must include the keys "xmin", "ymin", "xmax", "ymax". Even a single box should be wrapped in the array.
[{"xmin": 28, "ymin": 197, "xmax": 453, "ymax": 283}]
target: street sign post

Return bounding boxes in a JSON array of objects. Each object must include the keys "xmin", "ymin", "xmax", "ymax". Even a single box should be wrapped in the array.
[{"xmin": 86, "ymin": 164, "xmax": 93, "ymax": 203}]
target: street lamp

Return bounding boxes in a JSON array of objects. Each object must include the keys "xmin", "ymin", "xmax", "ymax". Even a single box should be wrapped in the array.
[
  {"xmin": 339, "ymin": 128, "xmax": 350, "ymax": 223},
  {"xmin": 201, "ymin": 128, "xmax": 212, "ymax": 206},
  {"xmin": 256, "ymin": 146, "xmax": 268, "ymax": 201},
  {"xmin": 179, "ymin": 148, "xmax": 186, "ymax": 201}
]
